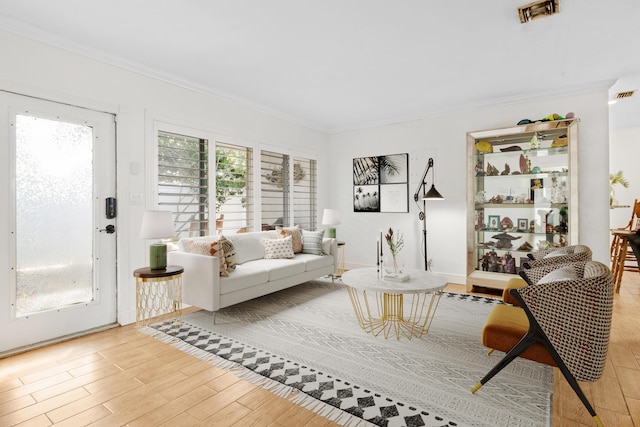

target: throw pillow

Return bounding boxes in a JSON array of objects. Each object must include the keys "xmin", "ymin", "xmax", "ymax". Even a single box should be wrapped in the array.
[
  {"xmin": 537, "ymin": 265, "xmax": 578, "ymax": 284},
  {"xmin": 189, "ymin": 240, "xmax": 229, "ymax": 277},
  {"xmin": 275, "ymin": 225, "xmax": 303, "ymax": 253},
  {"xmin": 543, "ymin": 248, "xmax": 569, "ymax": 259},
  {"xmin": 218, "ymin": 235, "xmax": 237, "ymax": 270},
  {"xmin": 302, "ymin": 229, "xmax": 325, "ymax": 255},
  {"xmin": 322, "ymin": 240, "xmax": 329, "ymax": 255},
  {"xmin": 263, "ymin": 236, "xmax": 295, "ymax": 259}
]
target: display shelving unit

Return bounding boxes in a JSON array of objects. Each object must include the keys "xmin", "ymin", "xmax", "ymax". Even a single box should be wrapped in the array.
[{"xmin": 466, "ymin": 118, "xmax": 579, "ymax": 291}]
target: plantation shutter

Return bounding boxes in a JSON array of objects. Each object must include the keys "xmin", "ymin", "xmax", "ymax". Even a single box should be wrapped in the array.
[
  {"xmin": 292, "ymin": 157, "xmax": 316, "ymax": 230},
  {"xmin": 260, "ymin": 150, "xmax": 289, "ymax": 229},
  {"xmin": 215, "ymin": 142, "xmax": 253, "ymax": 233},
  {"xmin": 158, "ymin": 131, "xmax": 209, "ymax": 238}
]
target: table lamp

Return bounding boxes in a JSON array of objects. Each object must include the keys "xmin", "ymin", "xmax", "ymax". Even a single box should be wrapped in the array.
[
  {"xmin": 322, "ymin": 208, "xmax": 341, "ymax": 238},
  {"xmin": 139, "ymin": 210, "xmax": 175, "ymax": 270}
]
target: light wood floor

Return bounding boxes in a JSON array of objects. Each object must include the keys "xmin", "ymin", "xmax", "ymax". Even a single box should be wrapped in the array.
[{"xmin": 1, "ymin": 273, "xmax": 639, "ymax": 426}]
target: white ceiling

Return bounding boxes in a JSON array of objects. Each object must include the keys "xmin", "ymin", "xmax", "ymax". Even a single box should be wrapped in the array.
[{"xmin": 0, "ymin": 0, "xmax": 639, "ymax": 133}]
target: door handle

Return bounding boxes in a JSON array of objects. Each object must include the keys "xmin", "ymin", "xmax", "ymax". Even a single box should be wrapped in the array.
[{"xmin": 99, "ymin": 225, "xmax": 116, "ymax": 234}]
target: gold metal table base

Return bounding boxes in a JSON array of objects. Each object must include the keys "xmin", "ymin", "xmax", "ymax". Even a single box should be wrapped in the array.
[
  {"xmin": 346, "ymin": 286, "xmax": 443, "ymax": 340},
  {"xmin": 133, "ymin": 266, "xmax": 183, "ymax": 329}
]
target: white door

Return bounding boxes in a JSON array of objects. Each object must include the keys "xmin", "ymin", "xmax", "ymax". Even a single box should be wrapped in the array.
[{"xmin": 0, "ymin": 93, "xmax": 117, "ymax": 354}]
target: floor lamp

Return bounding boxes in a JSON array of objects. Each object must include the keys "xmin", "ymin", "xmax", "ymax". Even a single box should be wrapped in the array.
[{"xmin": 413, "ymin": 158, "xmax": 444, "ymax": 271}]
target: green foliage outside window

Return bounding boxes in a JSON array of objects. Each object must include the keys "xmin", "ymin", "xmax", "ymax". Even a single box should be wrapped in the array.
[{"xmin": 215, "ymin": 147, "xmax": 247, "ymax": 211}]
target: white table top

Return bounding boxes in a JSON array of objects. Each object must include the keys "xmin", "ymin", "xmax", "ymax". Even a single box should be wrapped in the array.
[{"xmin": 341, "ymin": 267, "xmax": 448, "ymax": 294}]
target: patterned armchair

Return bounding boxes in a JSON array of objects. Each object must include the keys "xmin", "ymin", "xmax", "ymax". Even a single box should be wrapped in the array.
[
  {"xmin": 474, "ymin": 261, "xmax": 614, "ymax": 427},
  {"xmin": 524, "ymin": 244, "xmax": 592, "ymax": 267},
  {"xmin": 501, "ymin": 244, "xmax": 592, "ymax": 305}
]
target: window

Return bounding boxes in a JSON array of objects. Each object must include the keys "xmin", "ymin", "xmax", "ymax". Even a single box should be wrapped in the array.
[
  {"xmin": 293, "ymin": 157, "xmax": 317, "ymax": 230},
  {"xmin": 157, "ymin": 127, "xmax": 315, "ymax": 235},
  {"xmin": 158, "ymin": 131, "xmax": 209, "ymax": 238},
  {"xmin": 260, "ymin": 150, "xmax": 289, "ymax": 229},
  {"xmin": 260, "ymin": 150, "xmax": 317, "ymax": 230},
  {"xmin": 215, "ymin": 142, "xmax": 253, "ymax": 233}
]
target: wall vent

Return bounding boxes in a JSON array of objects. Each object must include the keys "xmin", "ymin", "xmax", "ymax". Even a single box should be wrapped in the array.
[
  {"xmin": 615, "ymin": 90, "xmax": 635, "ymax": 99},
  {"xmin": 518, "ymin": 0, "xmax": 559, "ymax": 24}
]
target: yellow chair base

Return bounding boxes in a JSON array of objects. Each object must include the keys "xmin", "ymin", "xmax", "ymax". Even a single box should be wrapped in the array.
[{"xmin": 471, "ymin": 382, "xmax": 482, "ymax": 394}]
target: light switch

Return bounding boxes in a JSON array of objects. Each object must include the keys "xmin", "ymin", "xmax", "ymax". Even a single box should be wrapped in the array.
[
  {"xmin": 130, "ymin": 161, "xmax": 141, "ymax": 175},
  {"xmin": 129, "ymin": 192, "xmax": 143, "ymax": 205}
]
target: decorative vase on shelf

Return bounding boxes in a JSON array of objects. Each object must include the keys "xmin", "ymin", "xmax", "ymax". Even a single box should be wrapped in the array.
[{"xmin": 383, "ymin": 254, "xmax": 405, "ymax": 277}]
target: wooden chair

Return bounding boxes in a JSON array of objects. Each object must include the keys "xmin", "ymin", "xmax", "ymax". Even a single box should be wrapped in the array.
[
  {"xmin": 474, "ymin": 261, "xmax": 614, "ymax": 427},
  {"xmin": 610, "ymin": 199, "xmax": 640, "ymax": 291},
  {"xmin": 610, "ymin": 198, "xmax": 640, "ymax": 267}
]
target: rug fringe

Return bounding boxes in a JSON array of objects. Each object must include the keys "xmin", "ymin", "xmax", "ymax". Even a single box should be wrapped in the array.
[{"xmin": 141, "ymin": 326, "xmax": 242, "ymax": 372}]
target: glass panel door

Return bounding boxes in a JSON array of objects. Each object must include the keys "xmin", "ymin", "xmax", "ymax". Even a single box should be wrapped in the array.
[
  {"xmin": 15, "ymin": 115, "xmax": 95, "ymax": 316},
  {"xmin": 0, "ymin": 93, "xmax": 117, "ymax": 354}
]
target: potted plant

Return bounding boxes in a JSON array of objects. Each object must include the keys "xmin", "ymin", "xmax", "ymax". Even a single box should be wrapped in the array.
[
  {"xmin": 609, "ymin": 170, "xmax": 629, "ymax": 207},
  {"xmin": 384, "ymin": 227, "xmax": 405, "ymax": 276}
]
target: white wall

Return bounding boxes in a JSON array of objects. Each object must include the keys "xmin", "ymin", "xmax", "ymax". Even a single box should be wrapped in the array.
[
  {"xmin": 610, "ymin": 125, "xmax": 640, "ymax": 228},
  {"xmin": 330, "ymin": 90, "xmax": 611, "ymax": 284},
  {"xmin": 609, "ymin": 74, "xmax": 640, "ymax": 230},
  {"xmin": 0, "ymin": 30, "xmax": 330, "ymax": 325},
  {"xmin": 0, "ymin": 28, "xmax": 614, "ymax": 327}
]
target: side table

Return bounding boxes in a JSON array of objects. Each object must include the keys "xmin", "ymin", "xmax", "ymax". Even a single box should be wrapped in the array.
[
  {"xmin": 133, "ymin": 265, "xmax": 183, "ymax": 329},
  {"xmin": 328, "ymin": 241, "xmax": 346, "ymax": 282},
  {"xmin": 337, "ymin": 241, "xmax": 346, "ymax": 276}
]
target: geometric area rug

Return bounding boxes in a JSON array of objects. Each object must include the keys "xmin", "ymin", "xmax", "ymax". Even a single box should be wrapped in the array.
[{"xmin": 143, "ymin": 279, "xmax": 553, "ymax": 427}]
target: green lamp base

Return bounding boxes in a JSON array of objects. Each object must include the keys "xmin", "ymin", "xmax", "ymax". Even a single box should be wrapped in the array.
[
  {"xmin": 149, "ymin": 243, "xmax": 167, "ymax": 270},
  {"xmin": 327, "ymin": 227, "xmax": 336, "ymax": 238}
]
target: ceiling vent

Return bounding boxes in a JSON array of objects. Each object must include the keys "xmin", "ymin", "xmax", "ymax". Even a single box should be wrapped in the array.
[
  {"xmin": 615, "ymin": 90, "xmax": 635, "ymax": 100},
  {"xmin": 518, "ymin": 0, "xmax": 559, "ymax": 23}
]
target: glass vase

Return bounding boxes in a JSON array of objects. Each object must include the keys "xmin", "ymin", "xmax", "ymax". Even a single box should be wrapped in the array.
[{"xmin": 383, "ymin": 254, "xmax": 405, "ymax": 277}]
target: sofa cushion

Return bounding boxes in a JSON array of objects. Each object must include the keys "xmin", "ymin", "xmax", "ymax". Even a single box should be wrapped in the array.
[
  {"xmin": 226, "ymin": 232, "xmax": 269, "ymax": 264},
  {"xmin": 219, "ymin": 265, "xmax": 270, "ymax": 294},
  {"xmin": 263, "ymin": 236, "xmax": 295, "ymax": 259},
  {"xmin": 295, "ymin": 253, "xmax": 334, "ymax": 271},
  {"xmin": 482, "ymin": 304, "xmax": 556, "ymax": 366},
  {"xmin": 250, "ymin": 258, "xmax": 307, "ymax": 281},
  {"xmin": 189, "ymin": 240, "xmax": 229, "ymax": 277},
  {"xmin": 275, "ymin": 225, "xmax": 303, "ymax": 253},
  {"xmin": 302, "ymin": 229, "xmax": 325, "ymax": 255}
]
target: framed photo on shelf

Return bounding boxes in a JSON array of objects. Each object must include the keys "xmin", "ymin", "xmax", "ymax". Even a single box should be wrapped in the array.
[
  {"xmin": 487, "ymin": 215, "xmax": 500, "ymax": 230},
  {"xmin": 517, "ymin": 218, "xmax": 528, "ymax": 231},
  {"xmin": 530, "ymin": 178, "xmax": 544, "ymax": 201}
]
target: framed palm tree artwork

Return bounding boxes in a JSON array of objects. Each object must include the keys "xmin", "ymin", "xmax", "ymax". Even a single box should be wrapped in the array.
[
  {"xmin": 353, "ymin": 185, "xmax": 379, "ymax": 212},
  {"xmin": 353, "ymin": 153, "xmax": 408, "ymax": 213}
]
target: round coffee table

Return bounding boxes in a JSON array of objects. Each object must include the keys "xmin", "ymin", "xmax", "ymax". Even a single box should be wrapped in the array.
[{"xmin": 341, "ymin": 267, "xmax": 448, "ymax": 340}]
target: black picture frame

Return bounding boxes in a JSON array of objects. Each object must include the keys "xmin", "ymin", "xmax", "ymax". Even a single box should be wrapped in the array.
[
  {"xmin": 517, "ymin": 218, "xmax": 528, "ymax": 231},
  {"xmin": 530, "ymin": 178, "xmax": 544, "ymax": 201},
  {"xmin": 353, "ymin": 153, "xmax": 409, "ymax": 212}
]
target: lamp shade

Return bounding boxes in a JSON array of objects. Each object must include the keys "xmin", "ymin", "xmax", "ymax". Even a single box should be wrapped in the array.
[
  {"xmin": 139, "ymin": 210, "xmax": 175, "ymax": 239},
  {"xmin": 322, "ymin": 209, "xmax": 341, "ymax": 226},
  {"xmin": 423, "ymin": 184, "xmax": 444, "ymax": 200},
  {"xmin": 322, "ymin": 209, "xmax": 341, "ymax": 239}
]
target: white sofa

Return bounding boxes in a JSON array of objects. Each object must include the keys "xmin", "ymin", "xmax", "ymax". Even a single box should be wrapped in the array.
[{"xmin": 167, "ymin": 230, "xmax": 338, "ymax": 312}]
